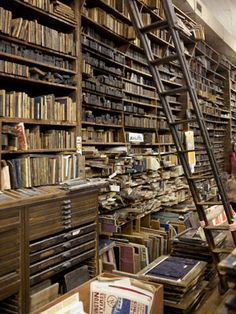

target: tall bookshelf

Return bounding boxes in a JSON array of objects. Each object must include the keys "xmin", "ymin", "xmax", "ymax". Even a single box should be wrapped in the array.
[
  {"xmin": 80, "ymin": 0, "xmax": 192, "ymax": 273},
  {"xmin": 79, "ymin": 0, "xmax": 236, "ymax": 276},
  {"xmin": 0, "ymin": 0, "xmax": 81, "ymax": 190}
]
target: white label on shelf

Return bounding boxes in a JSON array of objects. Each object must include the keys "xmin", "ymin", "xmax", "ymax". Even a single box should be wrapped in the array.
[
  {"xmin": 127, "ymin": 132, "xmax": 144, "ymax": 142},
  {"xmin": 109, "ymin": 172, "xmax": 117, "ymax": 179},
  {"xmin": 110, "ymin": 185, "xmax": 120, "ymax": 192}
]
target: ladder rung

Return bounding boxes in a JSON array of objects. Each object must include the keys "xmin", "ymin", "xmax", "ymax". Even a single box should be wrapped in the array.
[
  {"xmin": 140, "ymin": 20, "xmax": 169, "ymax": 33},
  {"xmin": 169, "ymin": 118, "xmax": 197, "ymax": 125},
  {"xmin": 150, "ymin": 54, "xmax": 178, "ymax": 66},
  {"xmin": 188, "ymin": 175, "xmax": 213, "ymax": 180},
  {"xmin": 179, "ymin": 148, "xmax": 208, "ymax": 154},
  {"xmin": 197, "ymin": 201, "xmax": 222, "ymax": 206},
  {"xmin": 212, "ymin": 248, "xmax": 232, "ymax": 254},
  {"xmin": 205, "ymin": 225, "xmax": 229, "ymax": 230},
  {"xmin": 161, "ymin": 87, "xmax": 188, "ymax": 96}
]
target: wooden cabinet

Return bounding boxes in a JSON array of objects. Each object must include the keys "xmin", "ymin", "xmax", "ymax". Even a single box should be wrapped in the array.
[
  {"xmin": 0, "ymin": 206, "xmax": 22, "ymax": 301},
  {"xmin": 0, "ymin": 187, "xmax": 99, "ymax": 314}
]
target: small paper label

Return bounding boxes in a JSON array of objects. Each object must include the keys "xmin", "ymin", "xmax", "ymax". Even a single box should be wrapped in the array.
[
  {"xmin": 76, "ymin": 136, "xmax": 82, "ymax": 155},
  {"xmin": 72, "ymin": 229, "xmax": 81, "ymax": 236},
  {"xmin": 109, "ymin": 171, "xmax": 117, "ymax": 179},
  {"xmin": 110, "ymin": 185, "xmax": 120, "ymax": 192},
  {"xmin": 128, "ymin": 132, "xmax": 144, "ymax": 142}
]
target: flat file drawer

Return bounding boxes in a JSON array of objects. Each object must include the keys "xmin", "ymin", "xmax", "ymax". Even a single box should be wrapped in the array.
[
  {"xmin": 29, "ymin": 199, "xmax": 64, "ymax": 241},
  {"xmin": 30, "ymin": 240, "xmax": 95, "ymax": 275},
  {"xmin": 30, "ymin": 222, "xmax": 96, "ymax": 253},
  {"xmin": 30, "ymin": 231, "xmax": 96, "ymax": 264},
  {"xmin": 30, "ymin": 249, "xmax": 95, "ymax": 286}
]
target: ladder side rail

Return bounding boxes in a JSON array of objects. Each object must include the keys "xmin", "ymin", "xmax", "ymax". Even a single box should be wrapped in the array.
[
  {"xmin": 162, "ymin": 0, "xmax": 235, "ymax": 226},
  {"xmin": 126, "ymin": 0, "xmax": 209, "ymax": 224}
]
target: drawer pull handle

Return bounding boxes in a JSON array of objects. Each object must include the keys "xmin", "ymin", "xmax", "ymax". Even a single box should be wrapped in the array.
[
  {"xmin": 62, "ymin": 204, "xmax": 71, "ymax": 210},
  {"xmin": 64, "ymin": 225, "xmax": 71, "ymax": 230},
  {"xmin": 63, "ymin": 200, "xmax": 71, "ymax": 205},
  {"xmin": 62, "ymin": 210, "xmax": 71, "ymax": 215},
  {"xmin": 71, "ymin": 229, "xmax": 81, "ymax": 236},
  {"xmin": 63, "ymin": 252, "xmax": 71, "ymax": 259},
  {"xmin": 62, "ymin": 261, "xmax": 71, "ymax": 269},
  {"xmin": 62, "ymin": 242, "xmax": 71, "ymax": 249},
  {"xmin": 63, "ymin": 220, "xmax": 71, "ymax": 225},
  {"xmin": 64, "ymin": 233, "xmax": 71, "ymax": 239},
  {"xmin": 64, "ymin": 215, "xmax": 72, "ymax": 220}
]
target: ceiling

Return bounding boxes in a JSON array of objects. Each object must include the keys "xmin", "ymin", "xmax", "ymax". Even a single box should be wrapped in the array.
[
  {"xmin": 201, "ymin": 0, "xmax": 236, "ymax": 39},
  {"xmin": 173, "ymin": 0, "xmax": 236, "ymax": 65}
]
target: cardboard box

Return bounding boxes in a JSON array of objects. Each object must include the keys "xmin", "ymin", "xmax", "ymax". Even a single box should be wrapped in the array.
[{"xmin": 34, "ymin": 273, "xmax": 163, "ymax": 314}]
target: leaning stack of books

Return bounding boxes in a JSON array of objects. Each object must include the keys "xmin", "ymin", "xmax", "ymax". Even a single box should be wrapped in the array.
[{"xmin": 138, "ymin": 255, "xmax": 207, "ymax": 314}]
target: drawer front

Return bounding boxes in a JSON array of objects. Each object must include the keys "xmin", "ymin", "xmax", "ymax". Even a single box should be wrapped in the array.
[
  {"xmin": 0, "ymin": 220, "xmax": 20, "ymax": 300},
  {"xmin": 30, "ymin": 222, "xmax": 96, "ymax": 253},
  {"xmin": 29, "ymin": 189, "xmax": 98, "ymax": 240},
  {"xmin": 30, "ymin": 231, "xmax": 96, "ymax": 264},
  {"xmin": 29, "ymin": 199, "xmax": 64, "ymax": 241},
  {"xmin": 30, "ymin": 240, "xmax": 95, "ymax": 275},
  {"xmin": 30, "ymin": 249, "xmax": 95, "ymax": 286},
  {"xmin": 61, "ymin": 194, "xmax": 97, "ymax": 229},
  {"xmin": 0, "ymin": 209, "xmax": 20, "ymax": 230}
]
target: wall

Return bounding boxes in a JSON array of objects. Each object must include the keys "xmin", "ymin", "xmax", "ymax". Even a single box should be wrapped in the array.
[{"xmin": 173, "ymin": 0, "xmax": 236, "ymax": 64}]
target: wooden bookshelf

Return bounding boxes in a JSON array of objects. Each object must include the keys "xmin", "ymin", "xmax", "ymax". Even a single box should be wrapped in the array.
[{"xmin": 0, "ymin": 0, "xmax": 80, "ymax": 191}]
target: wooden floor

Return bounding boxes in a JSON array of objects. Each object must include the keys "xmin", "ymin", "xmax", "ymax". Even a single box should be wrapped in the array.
[{"xmin": 194, "ymin": 286, "xmax": 234, "ymax": 314}]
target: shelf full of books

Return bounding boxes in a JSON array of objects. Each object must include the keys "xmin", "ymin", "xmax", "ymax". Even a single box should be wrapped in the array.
[{"xmin": 0, "ymin": 0, "xmax": 80, "ymax": 191}]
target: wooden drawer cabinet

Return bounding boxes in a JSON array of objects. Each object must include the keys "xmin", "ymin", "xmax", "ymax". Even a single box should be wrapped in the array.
[
  {"xmin": 28, "ymin": 198, "xmax": 65, "ymax": 241},
  {"xmin": 0, "ymin": 207, "xmax": 22, "ymax": 302},
  {"xmin": 28, "ymin": 188, "xmax": 98, "ymax": 241},
  {"xmin": 29, "ymin": 222, "xmax": 97, "ymax": 282},
  {"xmin": 0, "ymin": 187, "xmax": 99, "ymax": 313}
]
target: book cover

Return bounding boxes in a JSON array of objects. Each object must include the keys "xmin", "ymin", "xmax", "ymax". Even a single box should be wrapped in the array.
[{"xmin": 16, "ymin": 122, "xmax": 28, "ymax": 150}]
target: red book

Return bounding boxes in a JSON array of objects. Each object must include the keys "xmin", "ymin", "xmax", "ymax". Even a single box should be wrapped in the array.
[{"xmin": 16, "ymin": 122, "xmax": 28, "ymax": 150}]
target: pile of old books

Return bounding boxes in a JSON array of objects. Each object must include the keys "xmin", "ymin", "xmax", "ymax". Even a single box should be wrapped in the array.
[
  {"xmin": 218, "ymin": 248, "xmax": 236, "ymax": 313},
  {"xmin": 138, "ymin": 255, "xmax": 207, "ymax": 314},
  {"xmin": 219, "ymin": 247, "xmax": 236, "ymax": 284},
  {"xmin": 171, "ymin": 227, "xmax": 226, "ymax": 282}
]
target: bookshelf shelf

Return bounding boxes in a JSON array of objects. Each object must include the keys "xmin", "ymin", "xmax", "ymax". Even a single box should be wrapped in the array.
[
  {"xmin": 0, "ymin": 33, "xmax": 77, "ymax": 60},
  {"xmin": 0, "ymin": 51, "xmax": 76, "ymax": 75},
  {"xmin": 123, "ymin": 90, "xmax": 158, "ymax": 100},
  {"xmin": 86, "ymin": 0, "xmax": 131, "ymax": 25},
  {"xmin": 81, "ymin": 15, "xmax": 129, "ymax": 46},
  {"xmin": 125, "ymin": 125, "xmax": 157, "ymax": 131},
  {"xmin": 124, "ymin": 65, "xmax": 152, "ymax": 78},
  {"xmin": 82, "ymin": 142, "xmax": 126, "ymax": 146},
  {"xmin": 2, "ymin": 148, "xmax": 76, "ymax": 154},
  {"xmin": 1, "ymin": 118, "xmax": 76, "ymax": 126},
  {"xmin": 123, "ymin": 78, "xmax": 155, "ymax": 90},
  {"xmin": 4, "ymin": 0, "xmax": 77, "ymax": 28},
  {"xmin": 82, "ymin": 88, "xmax": 123, "ymax": 100},
  {"xmin": 82, "ymin": 46, "xmax": 124, "ymax": 68},
  {"xmin": 124, "ymin": 112, "xmax": 157, "ymax": 118},
  {"xmin": 82, "ymin": 121, "xmax": 123, "ymax": 128},
  {"xmin": 123, "ymin": 99, "xmax": 157, "ymax": 108},
  {"xmin": 0, "ymin": 72, "xmax": 77, "ymax": 90},
  {"xmin": 83, "ymin": 103, "xmax": 123, "ymax": 113}
]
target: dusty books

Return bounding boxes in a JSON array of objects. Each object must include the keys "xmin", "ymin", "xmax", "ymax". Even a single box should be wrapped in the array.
[
  {"xmin": 218, "ymin": 248, "xmax": 236, "ymax": 283},
  {"xmin": 139, "ymin": 255, "xmax": 207, "ymax": 313},
  {"xmin": 90, "ymin": 277, "xmax": 155, "ymax": 314},
  {"xmin": 0, "ymin": 90, "xmax": 76, "ymax": 122},
  {"xmin": 2, "ymin": 153, "xmax": 80, "ymax": 189},
  {"xmin": 41, "ymin": 292, "xmax": 85, "ymax": 314}
]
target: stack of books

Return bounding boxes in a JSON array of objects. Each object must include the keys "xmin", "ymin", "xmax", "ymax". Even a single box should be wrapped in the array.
[
  {"xmin": 139, "ymin": 255, "xmax": 207, "ymax": 314},
  {"xmin": 172, "ymin": 228, "xmax": 226, "ymax": 282}
]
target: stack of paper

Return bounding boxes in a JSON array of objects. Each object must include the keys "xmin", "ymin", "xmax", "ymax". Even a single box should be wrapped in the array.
[{"xmin": 90, "ymin": 277, "xmax": 155, "ymax": 314}]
